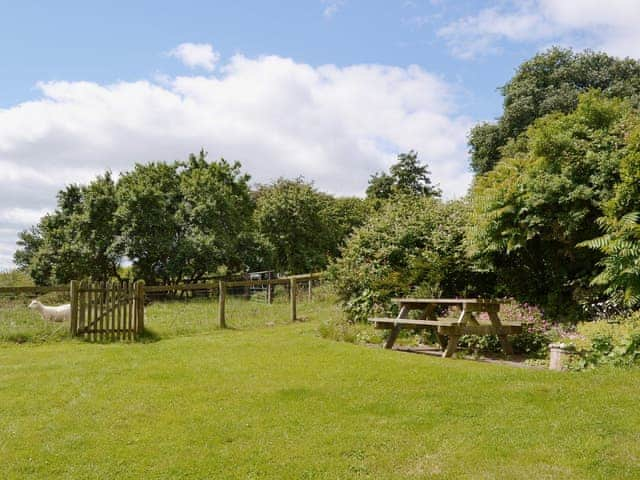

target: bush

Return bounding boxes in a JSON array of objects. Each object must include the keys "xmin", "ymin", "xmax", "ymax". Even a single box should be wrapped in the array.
[
  {"xmin": 564, "ymin": 312, "xmax": 640, "ymax": 369},
  {"xmin": 329, "ymin": 195, "xmax": 492, "ymax": 322}
]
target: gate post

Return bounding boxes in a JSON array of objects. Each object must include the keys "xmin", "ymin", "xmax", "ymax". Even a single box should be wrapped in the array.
[
  {"xmin": 70, "ymin": 280, "xmax": 79, "ymax": 336},
  {"xmin": 135, "ymin": 280, "xmax": 145, "ymax": 335}
]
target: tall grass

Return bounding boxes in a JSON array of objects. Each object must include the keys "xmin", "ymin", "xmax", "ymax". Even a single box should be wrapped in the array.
[
  {"xmin": 0, "ymin": 269, "xmax": 71, "ymax": 342},
  {"xmin": 0, "ymin": 283, "xmax": 344, "ymax": 344},
  {"xmin": 0, "ymin": 296, "xmax": 71, "ymax": 343}
]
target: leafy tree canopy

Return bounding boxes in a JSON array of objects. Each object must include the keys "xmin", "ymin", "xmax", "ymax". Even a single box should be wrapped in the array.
[
  {"xmin": 467, "ymin": 91, "xmax": 639, "ymax": 316},
  {"xmin": 470, "ymin": 47, "xmax": 640, "ymax": 174},
  {"xmin": 15, "ymin": 152, "xmax": 256, "ymax": 286},
  {"xmin": 116, "ymin": 151, "xmax": 254, "ymax": 285},
  {"xmin": 15, "ymin": 173, "xmax": 120, "ymax": 285},
  {"xmin": 253, "ymin": 178, "xmax": 367, "ymax": 274},
  {"xmin": 366, "ymin": 151, "xmax": 440, "ymax": 200}
]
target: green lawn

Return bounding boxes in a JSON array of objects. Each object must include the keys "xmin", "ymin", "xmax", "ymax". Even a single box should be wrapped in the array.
[{"xmin": 1, "ymin": 304, "xmax": 640, "ymax": 478}]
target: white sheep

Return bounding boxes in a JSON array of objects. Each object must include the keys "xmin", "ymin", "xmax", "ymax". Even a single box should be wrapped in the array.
[{"xmin": 28, "ymin": 300, "xmax": 71, "ymax": 322}]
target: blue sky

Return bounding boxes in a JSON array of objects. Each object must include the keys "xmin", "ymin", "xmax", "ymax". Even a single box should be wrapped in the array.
[
  {"xmin": 2, "ymin": 0, "xmax": 640, "ymax": 268},
  {"xmin": 0, "ymin": 1, "xmax": 528, "ymax": 116}
]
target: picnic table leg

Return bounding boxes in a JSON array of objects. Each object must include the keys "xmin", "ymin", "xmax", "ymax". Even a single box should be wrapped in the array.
[
  {"xmin": 442, "ymin": 335, "xmax": 459, "ymax": 358},
  {"xmin": 384, "ymin": 326, "xmax": 401, "ymax": 349},
  {"xmin": 384, "ymin": 305, "xmax": 408, "ymax": 349},
  {"xmin": 489, "ymin": 312, "xmax": 514, "ymax": 356}
]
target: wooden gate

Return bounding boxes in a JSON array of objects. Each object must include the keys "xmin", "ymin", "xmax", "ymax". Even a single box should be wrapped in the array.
[{"xmin": 70, "ymin": 280, "xmax": 145, "ymax": 340}]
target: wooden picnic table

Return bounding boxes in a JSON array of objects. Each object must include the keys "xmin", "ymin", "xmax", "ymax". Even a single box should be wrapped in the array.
[{"xmin": 368, "ymin": 298, "xmax": 526, "ymax": 358}]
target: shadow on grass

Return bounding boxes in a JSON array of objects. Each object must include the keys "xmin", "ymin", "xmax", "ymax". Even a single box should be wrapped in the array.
[{"xmin": 76, "ymin": 328, "xmax": 164, "ymax": 345}]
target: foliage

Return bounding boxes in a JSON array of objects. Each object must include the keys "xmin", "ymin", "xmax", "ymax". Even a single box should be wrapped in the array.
[
  {"xmin": 15, "ymin": 151, "xmax": 256, "ymax": 286},
  {"xmin": 467, "ymin": 92, "xmax": 637, "ymax": 317},
  {"xmin": 578, "ymin": 124, "xmax": 640, "ymax": 306},
  {"xmin": 253, "ymin": 178, "xmax": 366, "ymax": 274},
  {"xmin": 0, "ymin": 269, "xmax": 33, "ymax": 287},
  {"xmin": 116, "ymin": 151, "xmax": 254, "ymax": 285},
  {"xmin": 321, "ymin": 196, "xmax": 371, "ymax": 256},
  {"xmin": 470, "ymin": 47, "xmax": 640, "ymax": 174},
  {"xmin": 317, "ymin": 315, "xmax": 384, "ymax": 345},
  {"xmin": 14, "ymin": 173, "xmax": 120, "ymax": 285},
  {"xmin": 579, "ymin": 213, "xmax": 640, "ymax": 306},
  {"xmin": 330, "ymin": 195, "xmax": 491, "ymax": 321},
  {"xmin": 366, "ymin": 150, "xmax": 441, "ymax": 200},
  {"xmin": 566, "ymin": 312, "xmax": 640, "ymax": 369}
]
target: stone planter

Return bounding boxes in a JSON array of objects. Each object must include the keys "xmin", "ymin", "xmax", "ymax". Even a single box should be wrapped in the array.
[{"xmin": 549, "ymin": 343, "xmax": 576, "ymax": 371}]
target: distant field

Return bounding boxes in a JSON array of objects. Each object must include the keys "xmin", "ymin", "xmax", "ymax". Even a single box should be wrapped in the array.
[
  {"xmin": 1, "ymin": 312, "xmax": 640, "ymax": 478},
  {"xmin": 0, "ymin": 287, "xmax": 338, "ymax": 343}
]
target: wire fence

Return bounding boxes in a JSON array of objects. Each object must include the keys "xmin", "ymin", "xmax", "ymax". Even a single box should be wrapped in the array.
[{"xmin": 143, "ymin": 275, "xmax": 326, "ymax": 338}]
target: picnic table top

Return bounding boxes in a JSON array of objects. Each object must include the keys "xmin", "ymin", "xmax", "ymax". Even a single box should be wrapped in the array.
[{"xmin": 392, "ymin": 298, "xmax": 509, "ymax": 305}]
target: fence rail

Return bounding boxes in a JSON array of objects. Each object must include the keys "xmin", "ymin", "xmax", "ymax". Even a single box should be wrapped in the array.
[{"xmin": 0, "ymin": 285, "xmax": 69, "ymax": 295}]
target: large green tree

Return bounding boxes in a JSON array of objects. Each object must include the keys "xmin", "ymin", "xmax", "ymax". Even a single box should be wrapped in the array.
[
  {"xmin": 253, "ymin": 178, "xmax": 334, "ymax": 274},
  {"xmin": 116, "ymin": 152, "xmax": 254, "ymax": 285},
  {"xmin": 16, "ymin": 152, "xmax": 256, "ymax": 286},
  {"xmin": 469, "ymin": 48, "xmax": 640, "ymax": 174},
  {"xmin": 15, "ymin": 173, "xmax": 120, "ymax": 285},
  {"xmin": 467, "ymin": 92, "xmax": 637, "ymax": 316},
  {"xmin": 366, "ymin": 151, "xmax": 440, "ymax": 200}
]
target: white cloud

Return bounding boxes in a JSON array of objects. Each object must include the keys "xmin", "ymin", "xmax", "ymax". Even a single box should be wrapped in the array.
[
  {"xmin": 438, "ymin": 0, "xmax": 640, "ymax": 59},
  {"xmin": 168, "ymin": 43, "xmax": 220, "ymax": 71},
  {"xmin": 322, "ymin": 0, "xmax": 345, "ymax": 19},
  {"xmin": 0, "ymin": 53, "xmax": 472, "ymax": 269}
]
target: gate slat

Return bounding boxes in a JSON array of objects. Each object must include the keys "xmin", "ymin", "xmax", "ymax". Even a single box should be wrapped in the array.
[
  {"xmin": 115, "ymin": 282, "xmax": 121, "ymax": 340},
  {"xmin": 79, "ymin": 280, "xmax": 86, "ymax": 336},
  {"xmin": 101, "ymin": 281, "xmax": 106, "ymax": 341},
  {"xmin": 87, "ymin": 283, "xmax": 92, "ymax": 340},
  {"xmin": 127, "ymin": 282, "xmax": 132, "ymax": 340},
  {"xmin": 108, "ymin": 282, "xmax": 114, "ymax": 341}
]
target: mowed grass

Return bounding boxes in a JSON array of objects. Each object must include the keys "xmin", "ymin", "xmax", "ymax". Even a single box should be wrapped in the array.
[{"xmin": 2, "ymin": 308, "xmax": 640, "ymax": 479}]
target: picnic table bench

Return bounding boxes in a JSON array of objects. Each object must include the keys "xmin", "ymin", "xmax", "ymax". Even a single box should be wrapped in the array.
[{"xmin": 368, "ymin": 298, "xmax": 528, "ymax": 358}]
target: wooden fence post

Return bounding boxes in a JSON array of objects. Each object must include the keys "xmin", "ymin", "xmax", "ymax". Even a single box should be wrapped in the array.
[
  {"xmin": 219, "ymin": 280, "xmax": 226, "ymax": 328},
  {"xmin": 308, "ymin": 279, "xmax": 312, "ymax": 302},
  {"xmin": 70, "ymin": 280, "xmax": 79, "ymax": 336},
  {"xmin": 290, "ymin": 277, "xmax": 297, "ymax": 322},
  {"xmin": 135, "ymin": 280, "xmax": 145, "ymax": 335}
]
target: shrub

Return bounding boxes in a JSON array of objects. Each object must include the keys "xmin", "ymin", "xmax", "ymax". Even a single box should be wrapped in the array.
[
  {"xmin": 564, "ymin": 312, "xmax": 640, "ymax": 369},
  {"xmin": 329, "ymin": 195, "xmax": 492, "ymax": 322}
]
